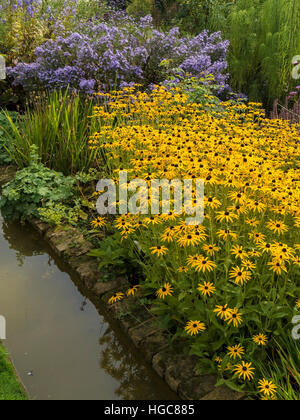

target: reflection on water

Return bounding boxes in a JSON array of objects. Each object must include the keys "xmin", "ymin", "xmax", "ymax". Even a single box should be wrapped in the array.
[
  {"xmin": 0, "ymin": 215, "xmax": 176, "ymax": 400},
  {"xmin": 2, "ymin": 219, "xmax": 46, "ymax": 265},
  {"xmin": 99, "ymin": 328, "xmax": 176, "ymax": 400}
]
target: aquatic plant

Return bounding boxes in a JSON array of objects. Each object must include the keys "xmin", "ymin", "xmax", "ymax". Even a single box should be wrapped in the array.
[{"xmin": 2, "ymin": 90, "xmax": 99, "ymax": 174}]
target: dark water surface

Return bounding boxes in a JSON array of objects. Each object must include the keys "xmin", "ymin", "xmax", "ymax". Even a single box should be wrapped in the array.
[{"xmin": 0, "ymin": 214, "xmax": 176, "ymax": 400}]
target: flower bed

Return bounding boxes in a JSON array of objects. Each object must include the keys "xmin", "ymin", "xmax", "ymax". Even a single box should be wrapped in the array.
[{"xmin": 89, "ymin": 85, "xmax": 300, "ymax": 398}]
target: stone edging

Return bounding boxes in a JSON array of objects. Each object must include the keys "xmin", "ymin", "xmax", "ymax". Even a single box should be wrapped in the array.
[{"xmin": 0, "ymin": 166, "xmax": 245, "ymax": 401}]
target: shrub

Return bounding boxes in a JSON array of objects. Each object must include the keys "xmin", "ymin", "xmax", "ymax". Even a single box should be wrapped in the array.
[
  {"xmin": 0, "ymin": 146, "xmax": 74, "ymax": 221},
  {"xmin": 0, "ymin": 0, "xmax": 110, "ymax": 65},
  {"xmin": 7, "ymin": 14, "xmax": 230, "ymax": 93}
]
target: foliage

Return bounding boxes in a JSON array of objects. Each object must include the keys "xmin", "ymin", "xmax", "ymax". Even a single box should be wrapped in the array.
[
  {"xmin": 0, "ymin": 0, "xmax": 46, "ymax": 65},
  {"xmin": 38, "ymin": 201, "xmax": 83, "ymax": 226},
  {"xmin": 167, "ymin": 73, "xmax": 243, "ymax": 110},
  {"xmin": 0, "ymin": 110, "xmax": 18, "ymax": 165},
  {"xmin": 0, "ymin": 344, "xmax": 27, "ymax": 400},
  {"xmin": 89, "ymin": 232, "xmax": 144, "ymax": 283},
  {"xmin": 255, "ymin": 334, "xmax": 300, "ymax": 400},
  {"xmin": 149, "ymin": 0, "xmax": 300, "ymax": 105},
  {"xmin": 0, "ymin": 146, "xmax": 74, "ymax": 221},
  {"xmin": 2, "ymin": 90, "xmax": 99, "ymax": 174},
  {"xmin": 90, "ymin": 85, "xmax": 300, "ymax": 396}
]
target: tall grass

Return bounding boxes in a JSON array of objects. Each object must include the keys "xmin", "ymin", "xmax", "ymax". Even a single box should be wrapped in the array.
[
  {"xmin": 226, "ymin": 0, "xmax": 300, "ymax": 106},
  {"xmin": 2, "ymin": 90, "xmax": 99, "ymax": 175},
  {"xmin": 256, "ymin": 334, "xmax": 300, "ymax": 400}
]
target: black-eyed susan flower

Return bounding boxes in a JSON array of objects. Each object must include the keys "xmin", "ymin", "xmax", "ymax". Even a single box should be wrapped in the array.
[
  {"xmin": 249, "ymin": 231, "xmax": 266, "ymax": 243},
  {"xmin": 186, "ymin": 254, "xmax": 201, "ymax": 267},
  {"xmin": 91, "ymin": 86, "xmax": 299, "ymax": 370},
  {"xmin": 231, "ymin": 245, "xmax": 248, "ymax": 260},
  {"xmin": 292, "ymin": 256, "xmax": 300, "ymax": 267},
  {"xmin": 185, "ymin": 320, "xmax": 206, "ymax": 336},
  {"xmin": 233, "ymin": 361, "xmax": 255, "ymax": 381},
  {"xmin": 227, "ymin": 344, "xmax": 245, "ymax": 360},
  {"xmin": 229, "ymin": 266, "xmax": 251, "ymax": 285},
  {"xmin": 203, "ymin": 243, "xmax": 220, "ymax": 256},
  {"xmin": 226, "ymin": 308, "xmax": 243, "ymax": 327},
  {"xmin": 156, "ymin": 282, "xmax": 173, "ymax": 299},
  {"xmin": 115, "ymin": 216, "xmax": 134, "ymax": 230},
  {"xmin": 242, "ymin": 260, "xmax": 256, "ymax": 271},
  {"xmin": 260, "ymin": 394, "xmax": 277, "ymax": 401},
  {"xmin": 205, "ymin": 196, "xmax": 221, "ymax": 209},
  {"xmin": 213, "ymin": 304, "xmax": 232, "ymax": 320},
  {"xmin": 267, "ymin": 220, "xmax": 288, "ymax": 235},
  {"xmin": 246, "ymin": 218, "xmax": 259, "ymax": 227},
  {"xmin": 177, "ymin": 233, "xmax": 202, "ymax": 247},
  {"xmin": 91, "ymin": 217, "xmax": 106, "ymax": 228},
  {"xmin": 161, "ymin": 231, "xmax": 174, "ymax": 243},
  {"xmin": 216, "ymin": 210, "xmax": 238, "ymax": 223},
  {"xmin": 253, "ymin": 333, "xmax": 268, "ymax": 346},
  {"xmin": 248, "ymin": 249, "xmax": 261, "ymax": 258},
  {"xmin": 228, "ymin": 191, "xmax": 247, "ymax": 204},
  {"xmin": 228, "ymin": 204, "xmax": 248, "ymax": 216},
  {"xmin": 120, "ymin": 226, "xmax": 135, "ymax": 237},
  {"xmin": 267, "ymin": 259, "xmax": 287, "ymax": 275},
  {"xmin": 193, "ymin": 256, "xmax": 216, "ymax": 273},
  {"xmin": 217, "ymin": 229, "xmax": 237, "ymax": 241},
  {"xmin": 272, "ymin": 244, "xmax": 295, "ymax": 261},
  {"xmin": 178, "ymin": 266, "xmax": 189, "ymax": 273},
  {"xmin": 247, "ymin": 200, "xmax": 266, "ymax": 213},
  {"xmin": 144, "ymin": 215, "xmax": 162, "ymax": 225},
  {"xmin": 108, "ymin": 292, "xmax": 125, "ymax": 304},
  {"xmin": 258, "ymin": 242, "xmax": 272, "ymax": 254},
  {"xmin": 258, "ymin": 379, "xmax": 277, "ymax": 397},
  {"xmin": 127, "ymin": 285, "xmax": 140, "ymax": 297},
  {"xmin": 198, "ymin": 281, "xmax": 216, "ymax": 297},
  {"xmin": 150, "ymin": 245, "xmax": 168, "ymax": 257}
]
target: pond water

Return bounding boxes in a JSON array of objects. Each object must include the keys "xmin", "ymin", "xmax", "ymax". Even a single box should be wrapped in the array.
[{"xmin": 0, "ymin": 213, "xmax": 177, "ymax": 400}]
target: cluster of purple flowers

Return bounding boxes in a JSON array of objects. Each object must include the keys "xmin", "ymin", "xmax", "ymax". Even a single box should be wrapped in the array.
[
  {"xmin": 0, "ymin": 0, "xmax": 41, "ymax": 18},
  {"xmin": 7, "ymin": 13, "xmax": 230, "ymax": 94}
]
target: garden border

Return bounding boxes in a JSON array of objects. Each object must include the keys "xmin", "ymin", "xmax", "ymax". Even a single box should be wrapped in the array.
[{"xmin": 0, "ymin": 165, "xmax": 246, "ymax": 401}]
